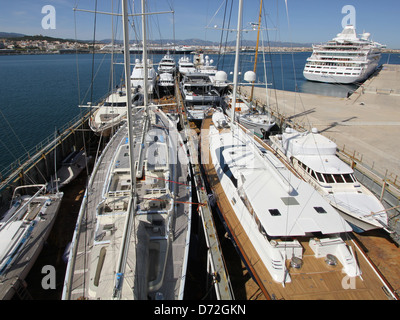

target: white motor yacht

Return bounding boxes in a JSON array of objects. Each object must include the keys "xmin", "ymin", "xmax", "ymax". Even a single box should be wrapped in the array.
[
  {"xmin": 178, "ymin": 56, "xmax": 196, "ymax": 75},
  {"xmin": 270, "ymin": 128, "xmax": 391, "ymax": 233},
  {"xmin": 89, "ymin": 88, "xmax": 143, "ymax": 136},
  {"xmin": 180, "ymin": 72, "xmax": 221, "ymax": 120},
  {"xmin": 131, "ymin": 58, "xmax": 157, "ymax": 94},
  {"xmin": 158, "ymin": 52, "xmax": 176, "ymax": 74}
]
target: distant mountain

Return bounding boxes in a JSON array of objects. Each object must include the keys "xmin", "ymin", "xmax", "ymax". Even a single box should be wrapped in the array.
[
  {"xmin": 0, "ymin": 32, "xmax": 89, "ymax": 43},
  {"xmin": 99, "ymin": 38, "xmax": 312, "ymax": 47},
  {"xmin": 1, "ymin": 32, "xmax": 312, "ymax": 47},
  {"xmin": 0, "ymin": 32, "xmax": 26, "ymax": 38}
]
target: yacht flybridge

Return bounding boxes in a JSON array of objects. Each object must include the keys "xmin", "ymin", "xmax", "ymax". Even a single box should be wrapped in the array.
[
  {"xmin": 303, "ymin": 25, "xmax": 385, "ymax": 84},
  {"xmin": 270, "ymin": 128, "xmax": 391, "ymax": 233}
]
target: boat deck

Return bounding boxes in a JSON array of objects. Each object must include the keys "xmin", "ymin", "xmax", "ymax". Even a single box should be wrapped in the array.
[
  {"xmin": 201, "ymin": 115, "xmax": 397, "ymax": 300},
  {"xmin": 63, "ymin": 106, "xmax": 191, "ymax": 300},
  {"xmin": 64, "ymin": 125, "xmax": 129, "ymax": 300}
]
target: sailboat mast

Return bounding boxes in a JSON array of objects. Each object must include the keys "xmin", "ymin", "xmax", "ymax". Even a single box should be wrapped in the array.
[
  {"xmin": 122, "ymin": 0, "xmax": 137, "ymax": 198},
  {"xmin": 250, "ymin": 0, "xmax": 263, "ymax": 105},
  {"xmin": 231, "ymin": 0, "xmax": 243, "ymax": 123},
  {"xmin": 141, "ymin": 0, "xmax": 149, "ymax": 116}
]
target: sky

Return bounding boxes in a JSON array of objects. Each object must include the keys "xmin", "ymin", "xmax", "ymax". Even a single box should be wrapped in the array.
[{"xmin": 0, "ymin": 0, "xmax": 399, "ymax": 48}]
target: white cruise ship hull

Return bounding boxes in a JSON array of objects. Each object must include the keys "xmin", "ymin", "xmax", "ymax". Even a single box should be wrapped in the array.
[{"xmin": 303, "ymin": 62, "xmax": 378, "ymax": 84}]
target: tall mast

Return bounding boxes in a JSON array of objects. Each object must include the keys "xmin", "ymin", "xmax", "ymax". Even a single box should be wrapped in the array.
[
  {"xmin": 250, "ymin": 0, "xmax": 263, "ymax": 105},
  {"xmin": 231, "ymin": 0, "xmax": 243, "ymax": 123},
  {"xmin": 112, "ymin": 0, "xmax": 137, "ymax": 300},
  {"xmin": 121, "ymin": 0, "xmax": 137, "ymax": 200},
  {"xmin": 135, "ymin": 0, "xmax": 149, "ymax": 179},
  {"xmin": 141, "ymin": 0, "xmax": 149, "ymax": 117}
]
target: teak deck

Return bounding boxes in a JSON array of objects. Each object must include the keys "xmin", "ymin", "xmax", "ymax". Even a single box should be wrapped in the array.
[{"xmin": 200, "ymin": 116, "xmax": 397, "ymax": 300}]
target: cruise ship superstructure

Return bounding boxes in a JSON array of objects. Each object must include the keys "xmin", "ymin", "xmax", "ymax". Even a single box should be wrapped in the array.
[{"xmin": 303, "ymin": 25, "xmax": 384, "ymax": 84}]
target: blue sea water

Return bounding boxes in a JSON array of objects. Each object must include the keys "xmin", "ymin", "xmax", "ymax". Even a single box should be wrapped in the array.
[{"xmin": 0, "ymin": 52, "xmax": 399, "ymax": 173}]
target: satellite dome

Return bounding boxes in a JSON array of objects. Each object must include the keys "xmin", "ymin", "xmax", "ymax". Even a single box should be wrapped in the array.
[
  {"xmin": 215, "ymin": 71, "xmax": 228, "ymax": 81},
  {"xmin": 244, "ymin": 71, "xmax": 256, "ymax": 82}
]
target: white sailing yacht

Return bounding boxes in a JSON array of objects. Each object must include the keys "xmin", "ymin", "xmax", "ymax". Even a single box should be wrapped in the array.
[
  {"xmin": 62, "ymin": 0, "xmax": 191, "ymax": 300},
  {"xmin": 0, "ymin": 184, "xmax": 63, "ymax": 299},
  {"xmin": 201, "ymin": 0, "xmax": 397, "ymax": 300},
  {"xmin": 269, "ymin": 128, "xmax": 391, "ymax": 233}
]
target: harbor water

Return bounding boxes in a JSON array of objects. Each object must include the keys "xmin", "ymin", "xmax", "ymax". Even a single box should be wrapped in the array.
[{"xmin": 0, "ymin": 52, "xmax": 399, "ymax": 174}]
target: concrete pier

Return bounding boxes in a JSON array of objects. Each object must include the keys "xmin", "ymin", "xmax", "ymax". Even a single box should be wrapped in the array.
[{"xmin": 240, "ymin": 64, "xmax": 400, "ymax": 184}]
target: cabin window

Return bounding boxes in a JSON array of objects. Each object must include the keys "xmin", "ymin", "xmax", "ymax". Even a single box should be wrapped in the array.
[
  {"xmin": 269, "ymin": 209, "xmax": 281, "ymax": 216},
  {"xmin": 311, "ymin": 170, "xmax": 317, "ymax": 180},
  {"xmin": 333, "ymin": 174, "xmax": 345, "ymax": 183},
  {"xmin": 343, "ymin": 174, "xmax": 354, "ymax": 183},
  {"xmin": 316, "ymin": 172, "xmax": 325, "ymax": 182},
  {"xmin": 323, "ymin": 174, "xmax": 335, "ymax": 183},
  {"xmin": 314, "ymin": 206, "xmax": 327, "ymax": 214}
]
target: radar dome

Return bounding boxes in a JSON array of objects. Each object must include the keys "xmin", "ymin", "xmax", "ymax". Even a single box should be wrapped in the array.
[
  {"xmin": 215, "ymin": 71, "xmax": 228, "ymax": 81},
  {"xmin": 244, "ymin": 71, "xmax": 256, "ymax": 82}
]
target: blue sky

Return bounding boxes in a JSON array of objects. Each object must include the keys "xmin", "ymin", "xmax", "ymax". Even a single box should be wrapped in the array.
[{"xmin": 0, "ymin": 0, "xmax": 399, "ymax": 48}]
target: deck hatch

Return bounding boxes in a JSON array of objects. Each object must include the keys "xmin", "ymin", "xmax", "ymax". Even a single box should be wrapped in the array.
[{"xmin": 280, "ymin": 197, "xmax": 299, "ymax": 206}]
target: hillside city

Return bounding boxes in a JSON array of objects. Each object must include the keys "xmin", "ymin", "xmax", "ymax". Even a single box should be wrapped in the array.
[{"xmin": 1, "ymin": 35, "xmax": 399, "ymax": 55}]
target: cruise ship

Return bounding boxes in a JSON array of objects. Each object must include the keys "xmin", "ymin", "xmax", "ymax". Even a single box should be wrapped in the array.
[{"xmin": 303, "ymin": 25, "xmax": 385, "ymax": 84}]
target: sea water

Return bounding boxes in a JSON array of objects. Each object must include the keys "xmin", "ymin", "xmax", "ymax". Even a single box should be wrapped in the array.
[{"xmin": 0, "ymin": 52, "xmax": 399, "ymax": 172}]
